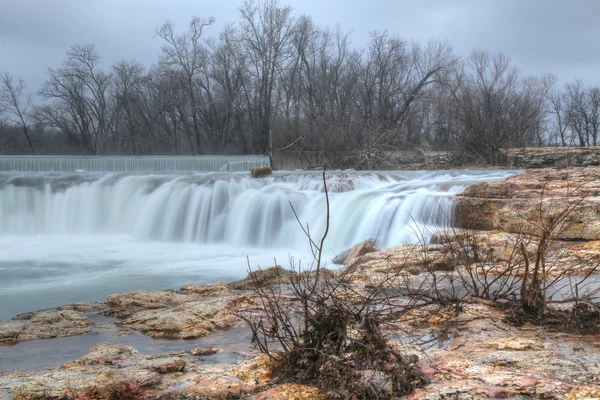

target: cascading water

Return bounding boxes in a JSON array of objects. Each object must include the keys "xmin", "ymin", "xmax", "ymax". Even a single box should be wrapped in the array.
[{"xmin": 0, "ymin": 168, "xmax": 514, "ymax": 319}]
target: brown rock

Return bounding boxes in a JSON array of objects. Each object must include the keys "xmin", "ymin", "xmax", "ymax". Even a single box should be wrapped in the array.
[
  {"xmin": 228, "ymin": 266, "xmax": 291, "ymax": 290},
  {"xmin": 179, "ymin": 376, "xmax": 253, "ymax": 398},
  {"xmin": 118, "ymin": 297, "xmax": 251, "ymax": 339},
  {"xmin": 11, "ymin": 343, "xmax": 187, "ymax": 399},
  {"xmin": 490, "ymin": 337, "xmax": 543, "ymax": 351},
  {"xmin": 568, "ymin": 386, "xmax": 600, "ymax": 400},
  {"xmin": 457, "ymin": 167, "xmax": 600, "ymax": 240},
  {"xmin": 179, "ymin": 282, "xmax": 231, "ymax": 296},
  {"xmin": 249, "ymin": 384, "xmax": 325, "ymax": 400},
  {"xmin": 505, "ymin": 146, "xmax": 600, "ymax": 169},
  {"xmin": 191, "ymin": 346, "xmax": 222, "ymax": 356},
  {"xmin": 232, "ymin": 355, "xmax": 274, "ymax": 385},
  {"xmin": 251, "ymin": 166, "xmax": 273, "ymax": 178},
  {"xmin": 0, "ymin": 320, "xmax": 25, "ymax": 345},
  {"xmin": 339, "ymin": 242, "xmax": 454, "ymax": 285},
  {"xmin": 15, "ymin": 310, "xmax": 91, "ymax": 343},
  {"xmin": 106, "ymin": 290, "xmax": 196, "ymax": 318}
]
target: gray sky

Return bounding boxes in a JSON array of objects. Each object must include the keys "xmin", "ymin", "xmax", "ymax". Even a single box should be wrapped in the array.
[{"xmin": 1, "ymin": 0, "xmax": 599, "ymax": 94}]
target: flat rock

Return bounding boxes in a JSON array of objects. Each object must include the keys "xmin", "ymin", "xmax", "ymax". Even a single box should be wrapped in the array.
[
  {"xmin": 249, "ymin": 384, "xmax": 325, "ymax": 399},
  {"xmin": 456, "ymin": 167, "xmax": 600, "ymax": 240},
  {"xmin": 106, "ymin": 290, "xmax": 197, "ymax": 318},
  {"xmin": 117, "ymin": 296, "xmax": 254, "ymax": 339},
  {"xmin": 228, "ymin": 266, "xmax": 291, "ymax": 290},
  {"xmin": 11, "ymin": 342, "xmax": 186, "ymax": 399},
  {"xmin": 1, "ymin": 310, "xmax": 91, "ymax": 345}
]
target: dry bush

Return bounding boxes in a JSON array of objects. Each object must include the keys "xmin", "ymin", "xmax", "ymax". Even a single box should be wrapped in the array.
[
  {"xmin": 237, "ymin": 170, "xmax": 452, "ymax": 399},
  {"xmin": 430, "ymin": 181, "xmax": 600, "ymax": 328}
]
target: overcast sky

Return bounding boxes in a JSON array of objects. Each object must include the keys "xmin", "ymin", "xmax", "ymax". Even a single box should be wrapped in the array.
[{"xmin": 1, "ymin": 0, "xmax": 599, "ymax": 94}]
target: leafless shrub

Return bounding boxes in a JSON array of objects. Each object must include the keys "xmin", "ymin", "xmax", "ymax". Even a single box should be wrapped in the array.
[
  {"xmin": 236, "ymin": 170, "xmax": 459, "ymax": 398},
  {"xmin": 429, "ymin": 179, "xmax": 600, "ymax": 327}
]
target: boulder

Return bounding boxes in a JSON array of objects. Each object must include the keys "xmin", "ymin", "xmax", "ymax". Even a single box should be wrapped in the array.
[
  {"xmin": 251, "ymin": 166, "xmax": 273, "ymax": 178},
  {"xmin": 228, "ymin": 265, "xmax": 291, "ymax": 290},
  {"xmin": 333, "ymin": 238, "xmax": 376, "ymax": 265}
]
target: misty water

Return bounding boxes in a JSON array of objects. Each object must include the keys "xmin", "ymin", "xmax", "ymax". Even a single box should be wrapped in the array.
[{"xmin": 0, "ymin": 163, "xmax": 514, "ymax": 320}]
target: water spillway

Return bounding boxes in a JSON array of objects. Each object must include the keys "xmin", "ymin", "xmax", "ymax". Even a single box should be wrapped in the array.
[
  {"xmin": 0, "ymin": 155, "xmax": 270, "ymax": 172},
  {"xmin": 0, "ymin": 168, "xmax": 514, "ymax": 319}
]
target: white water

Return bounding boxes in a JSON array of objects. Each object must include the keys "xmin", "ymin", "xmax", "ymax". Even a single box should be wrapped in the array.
[{"xmin": 0, "ymin": 169, "xmax": 514, "ymax": 320}]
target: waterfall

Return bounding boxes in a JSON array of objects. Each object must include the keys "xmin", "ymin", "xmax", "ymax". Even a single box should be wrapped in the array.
[
  {"xmin": 0, "ymin": 155, "xmax": 270, "ymax": 172},
  {"xmin": 0, "ymin": 168, "xmax": 515, "ymax": 319},
  {"xmin": 0, "ymin": 170, "xmax": 512, "ymax": 250}
]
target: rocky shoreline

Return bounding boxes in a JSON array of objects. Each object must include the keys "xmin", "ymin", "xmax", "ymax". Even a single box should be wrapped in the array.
[{"xmin": 1, "ymin": 166, "xmax": 600, "ymax": 399}]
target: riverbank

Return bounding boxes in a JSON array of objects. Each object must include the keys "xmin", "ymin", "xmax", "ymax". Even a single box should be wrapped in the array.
[
  {"xmin": 273, "ymin": 146, "xmax": 600, "ymax": 171},
  {"xmin": 1, "ymin": 267, "xmax": 598, "ymax": 399}
]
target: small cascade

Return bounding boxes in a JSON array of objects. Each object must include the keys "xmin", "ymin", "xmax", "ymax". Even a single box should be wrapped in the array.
[{"xmin": 0, "ymin": 155, "xmax": 270, "ymax": 172}]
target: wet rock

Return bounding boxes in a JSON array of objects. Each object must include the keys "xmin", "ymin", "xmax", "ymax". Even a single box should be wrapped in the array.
[
  {"xmin": 106, "ymin": 290, "xmax": 197, "ymax": 318},
  {"xmin": 191, "ymin": 346, "xmax": 222, "ymax": 356},
  {"xmin": 11, "ymin": 343, "xmax": 187, "ymax": 399},
  {"xmin": 70, "ymin": 342, "xmax": 144, "ymax": 366},
  {"xmin": 0, "ymin": 321, "xmax": 25, "ymax": 345},
  {"xmin": 179, "ymin": 282, "xmax": 231, "ymax": 296},
  {"xmin": 340, "ymin": 242, "xmax": 454, "ymax": 283},
  {"xmin": 118, "ymin": 296, "xmax": 254, "ymax": 339},
  {"xmin": 251, "ymin": 166, "xmax": 272, "ymax": 178},
  {"xmin": 333, "ymin": 238, "xmax": 376, "ymax": 265},
  {"xmin": 228, "ymin": 266, "xmax": 291, "ymax": 290},
  {"xmin": 341, "ymin": 239, "xmax": 379, "ymax": 273},
  {"xmin": 18, "ymin": 310, "xmax": 91, "ymax": 342},
  {"xmin": 1, "ymin": 310, "xmax": 91, "ymax": 345}
]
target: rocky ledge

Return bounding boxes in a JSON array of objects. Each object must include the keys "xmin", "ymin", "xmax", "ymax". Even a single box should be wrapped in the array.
[
  {"xmin": 456, "ymin": 167, "xmax": 600, "ymax": 240},
  {"xmin": 504, "ymin": 146, "xmax": 600, "ymax": 169},
  {"xmin": 1, "ymin": 297, "xmax": 598, "ymax": 399}
]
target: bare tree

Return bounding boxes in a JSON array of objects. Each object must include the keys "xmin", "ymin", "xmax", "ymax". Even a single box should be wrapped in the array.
[
  {"xmin": 239, "ymin": 0, "xmax": 295, "ymax": 154},
  {"xmin": 156, "ymin": 16, "xmax": 215, "ymax": 154},
  {"xmin": 451, "ymin": 51, "xmax": 547, "ymax": 164},
  {"xmin": 0, "ymin": 72, "xmax": 36, "ymax": 153},
  {"xmin": 38, "ymin": 44, "xmax": 114, "ymax": 154}
]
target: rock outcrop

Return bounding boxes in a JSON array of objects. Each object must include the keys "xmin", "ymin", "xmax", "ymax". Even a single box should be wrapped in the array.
[
  {"xmin": 505, "ymin": 146, "xmax": 600, "ymax": 169},
  {"xmin": 0, "ymin": 310, "xmax": 91, "ymax": 345},
  {"xmin": 3, "ymin": 301, "xmax": 598, "ymax": 399},
  {"xmin": 116, "ymin": 296, "xmax": 253, "ymax": 339},
  {"xmin": 456, "ymin": 167, "xmax": 600, "ymax": 240}
]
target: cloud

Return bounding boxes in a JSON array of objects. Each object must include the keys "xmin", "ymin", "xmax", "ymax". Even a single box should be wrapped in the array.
[{"xmin": 1, "ymin": 0, "xmax": 599, "ymax": 94}]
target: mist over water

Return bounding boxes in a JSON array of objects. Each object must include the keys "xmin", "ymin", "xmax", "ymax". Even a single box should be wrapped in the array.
[{"xmin": 0, "ymin": 169, "xmax": 514, "ymax": 320}]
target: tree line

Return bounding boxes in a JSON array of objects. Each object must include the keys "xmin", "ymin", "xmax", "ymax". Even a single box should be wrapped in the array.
[{"xmin": 1, "ymin": 0, "xmax": 598, "ymax": 165}]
